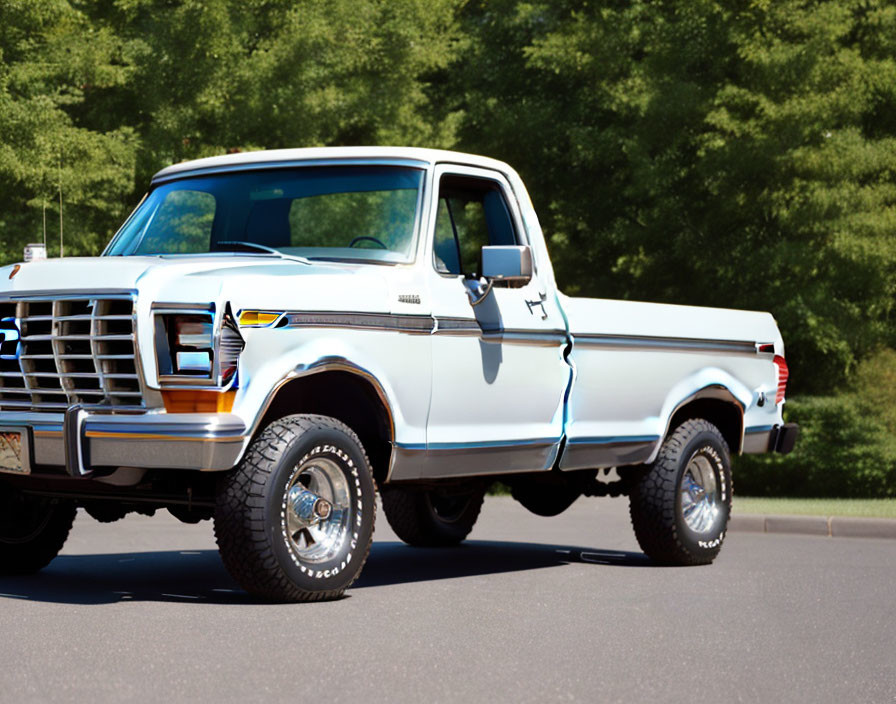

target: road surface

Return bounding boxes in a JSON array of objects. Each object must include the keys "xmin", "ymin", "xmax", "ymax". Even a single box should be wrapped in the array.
[{"xmin": 0, "ymin": 497, "xmax": 893, "ymax": 703}]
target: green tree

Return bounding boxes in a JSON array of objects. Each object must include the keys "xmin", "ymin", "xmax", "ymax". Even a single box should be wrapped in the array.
[
  {"xmin": 87, "ymin": 0, "xmax": 463, "ymax": 183},
  {"xmin": 0, "ymin": 0, "xmax": 464, "ymax": 260},
  {"xmin": 0, "ymin": 0, "xmax": 137, "ymax": 259}
]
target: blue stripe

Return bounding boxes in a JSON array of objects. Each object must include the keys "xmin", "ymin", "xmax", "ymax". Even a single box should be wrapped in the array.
[
  {"xmin": 566, "ymin": 435, "xmax": 660, "ymax": 446},
  {"xmin": 744, "ymin": 425, "xmax": 774, "ymax": 434},
  {"xmin": 395, "ymin": 443, "xmax": 426, "ymax": 451}
]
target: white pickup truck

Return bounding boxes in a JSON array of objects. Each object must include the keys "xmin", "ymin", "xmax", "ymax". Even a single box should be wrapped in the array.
[{"xmin": 0, "ymin": 147, "xmax": 797, "ymax": 601}]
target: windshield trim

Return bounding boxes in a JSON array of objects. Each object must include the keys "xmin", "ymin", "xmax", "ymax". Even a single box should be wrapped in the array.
[{"xmin": 150, "ymin": 157, "xmax": 429, "ymax": 186}]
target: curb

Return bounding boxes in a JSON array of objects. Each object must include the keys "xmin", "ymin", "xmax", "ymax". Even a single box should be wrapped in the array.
[{"xmin": 728, "ymin": 514, "xmax": 896, "ymax": 540}]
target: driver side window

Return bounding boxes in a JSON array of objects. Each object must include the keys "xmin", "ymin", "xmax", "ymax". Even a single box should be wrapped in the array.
[{"xmin": 433, "ymin": 175, "xmax": 517, "ymax": 277}]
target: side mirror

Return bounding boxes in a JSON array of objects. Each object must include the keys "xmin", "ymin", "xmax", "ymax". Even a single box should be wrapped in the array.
[{"xmin": 481, "ymin": 245, "xmax": 533, "ymax": 283}]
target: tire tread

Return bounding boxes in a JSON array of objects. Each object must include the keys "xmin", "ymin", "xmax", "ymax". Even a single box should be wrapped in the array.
[
  {"xmin": 629, "ymin": 419, "xmax": 731, "ymax": 565},
  {"xmin": 214, "ymin": 414, "xmax": 376, "ymax": 602},
  {"xmin": 0, "ymin": 500, "xmax": 76, "ymax": 575}
]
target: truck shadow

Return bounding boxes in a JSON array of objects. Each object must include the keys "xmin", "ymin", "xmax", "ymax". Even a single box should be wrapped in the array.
[
  {"xmin": 0, "ymin": 540, "xmax": 651, "ymax": 606},
  {"xmin": 356, "ymin": 541, "xmax": 651, "ymax": 588}
]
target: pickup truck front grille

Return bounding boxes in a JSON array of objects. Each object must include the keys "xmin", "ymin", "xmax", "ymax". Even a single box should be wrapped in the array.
[{"xmin": 0, "ymin": 294, "xmax": 144, "ymax": 412}]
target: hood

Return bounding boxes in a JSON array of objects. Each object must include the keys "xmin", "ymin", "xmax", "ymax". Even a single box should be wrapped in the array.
[{"xmin": 0, "ymin": 255, "xmax": 394, "ymax": 314}]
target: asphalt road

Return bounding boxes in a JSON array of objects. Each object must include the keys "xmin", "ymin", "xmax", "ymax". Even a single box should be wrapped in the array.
[{"xmin": 1, "ymin": 496, "xmax": 894, "ymax": 704}]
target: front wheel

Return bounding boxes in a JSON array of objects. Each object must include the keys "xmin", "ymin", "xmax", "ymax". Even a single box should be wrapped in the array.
[
  {"xmin": 0, "ymin": 487, "xmax": 76, "ymax": 575},
  {"xmin": 214, "ymin": 415, "xmax": 377, "ymax": 602},
  {"xmin": 629, "ymin": 419, "xmax": 732, "ymax": 565}
]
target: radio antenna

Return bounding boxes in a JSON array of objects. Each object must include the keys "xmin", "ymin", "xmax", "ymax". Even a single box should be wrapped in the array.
[{"xmin": 58, "ymin": 155, "xmax": 63, "ymax": 258}]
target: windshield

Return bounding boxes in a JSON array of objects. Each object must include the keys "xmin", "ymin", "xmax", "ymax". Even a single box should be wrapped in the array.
[{"xmin": 105, "ymin": 165, "xmax": 424, "ymax": 263}]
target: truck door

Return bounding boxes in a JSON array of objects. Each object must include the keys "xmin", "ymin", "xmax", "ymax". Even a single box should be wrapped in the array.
[{"xmin": 397, "ymin": 165, "xmax": 568, "ymax": 481}]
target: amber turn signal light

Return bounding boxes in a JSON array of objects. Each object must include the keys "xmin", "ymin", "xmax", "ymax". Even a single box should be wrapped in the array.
[
  {"xmin": 239, "ymin": 310, "xmax": 281, "ymax": 327},
  {"xmin": 162, "ymin": 389, "xmax": 236, "ymax": 413}
]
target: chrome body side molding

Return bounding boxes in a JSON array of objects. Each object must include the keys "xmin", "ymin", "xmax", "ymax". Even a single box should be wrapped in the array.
[
  {"xmin": 283, "ymin": 312, "xmax": 433, "ymax": 335},
  {"xmin": 388, "ymin": 437, "xmax": 561, "ymax": 482},
  {"xmin": 265, "ymin": 310, "xmax": 571, "ymax": 347},
  {"xmin": 572, "ymin": 333, "xmax": 761, "ymax": 355},
  {"xmin": 742, "ymin": 425, "xmax": 775, "ymax": 454},
  {"xmin": 558, "ymin": 435, "xmax": 659, "ymax": 471}
]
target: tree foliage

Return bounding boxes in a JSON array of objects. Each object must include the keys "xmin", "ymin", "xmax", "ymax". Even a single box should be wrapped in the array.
[
  {"xmin": 0, "ymin": 0, "xmax": 460, "ymax": 256},
  {"xmin": 737, "ymin": 349, "xmax": 896, "ymax": 497},
  {"xmin": 0, "ymin": 0, "xmax": 136, "ymax": 257}
]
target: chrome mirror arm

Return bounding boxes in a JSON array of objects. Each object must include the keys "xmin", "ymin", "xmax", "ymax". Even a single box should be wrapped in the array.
[{"xmin": 466, "ymin": 278, "xmax": 494, "ymax": 307}]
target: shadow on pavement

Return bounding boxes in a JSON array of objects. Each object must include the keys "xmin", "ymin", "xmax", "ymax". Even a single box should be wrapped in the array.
[
  {"xmin": 354, "ymin": 540, "xmax": 650, "ymax": 588},
  {"xmin": 0, "ymin": 540, "xmax": 650, "ymax": 606}
]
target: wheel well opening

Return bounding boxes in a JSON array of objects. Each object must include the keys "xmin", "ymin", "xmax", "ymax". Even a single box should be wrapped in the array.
[
  {"xmin": 667, "ymin": 398, "xmax": 743, "ymax": 454},
  {"xmin": 257, "ymin": 371, "xmax": 393, "ymax": 486}
]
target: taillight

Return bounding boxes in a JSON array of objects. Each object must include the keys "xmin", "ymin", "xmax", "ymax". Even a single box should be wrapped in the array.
[{"xmin": 773, "ymin": 355, "xmax": 788, "ymax": 404}]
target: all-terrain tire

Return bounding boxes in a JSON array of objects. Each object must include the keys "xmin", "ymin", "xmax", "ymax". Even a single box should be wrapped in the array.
[
  {"xmin": 0, "ymin": 489, "xmax": 76, "ymax": 575},
  {"xmin": 381, "ymin": 484, "xmax": 485, "ymax": 547},
  {"xmin": 214, "ymin": 414, "xmax": 377, "ymax": 602},
  {"xmin": 629, "ymin": 419, "xmax": 732, "ymax": 565}
]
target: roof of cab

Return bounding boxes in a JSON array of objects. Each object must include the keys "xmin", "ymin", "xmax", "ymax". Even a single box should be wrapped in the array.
[{"xmin": 151, "ymin": 146, "xmax": 513, "ymax": 183}]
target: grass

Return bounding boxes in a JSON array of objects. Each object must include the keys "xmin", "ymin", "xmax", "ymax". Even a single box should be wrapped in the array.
[
  {"xmin": 733, "ymin": 497, "xmax": 896, "ymax": 519},
  {"xmin": 490, "ymin": 483, "xmax": 896, "ymax": 518},
  {"xmin": 489, "ymin": 483, "xmax": 896, "ymax": 518}
]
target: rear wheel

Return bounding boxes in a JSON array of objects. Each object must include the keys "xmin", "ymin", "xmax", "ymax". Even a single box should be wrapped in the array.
[
  {"xmin": 0, "ymin": 486, "xmax": 76, "ymax": 575},
  {"xmin": 382, "ymin": 484, "xmax": 485, "ymax": 547},
  {"xmin": 214, "ymin": 414, "xmax": 376, "ymax": 602},
  {"xmin": 629, "ymin": 419, "xmax": 731, "ymax": 565}
]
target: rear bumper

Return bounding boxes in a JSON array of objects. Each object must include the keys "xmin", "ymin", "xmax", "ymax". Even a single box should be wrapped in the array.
[
  {"xmin": 742, "ymin": 422, "xmax": 800, "ymax": 455},
  {"xmin": 771, "ymin": 422, "xmax": 800, "ymax": 454},
  {"xmin": 0, "ymin": 410, "xmax": 247, "ymax": 477}
]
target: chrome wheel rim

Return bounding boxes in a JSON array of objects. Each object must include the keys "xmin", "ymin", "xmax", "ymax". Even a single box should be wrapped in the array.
[
  {"xmin": 282, "ymin": 457, "xmax": 351, "ymax": 564},
  {"xmin": 680, "ymin": 453, "xmax": 720, "ymax": 534}
]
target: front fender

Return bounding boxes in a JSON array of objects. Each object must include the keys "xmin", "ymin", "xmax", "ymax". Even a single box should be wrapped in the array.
[{"xmin": 232, "ymin": 327, "xmax": 430, "ymax": 448}]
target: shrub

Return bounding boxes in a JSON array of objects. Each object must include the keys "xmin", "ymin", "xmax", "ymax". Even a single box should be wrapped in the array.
[{"xmin": 735, "ymin": 349, "xmax": 896, "ymax": 498}]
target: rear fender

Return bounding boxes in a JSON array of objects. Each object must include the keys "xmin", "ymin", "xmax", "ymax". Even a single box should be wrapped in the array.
[{"xmin": 648, "ymin": 369, "xmax": 752, "ymax": 462}]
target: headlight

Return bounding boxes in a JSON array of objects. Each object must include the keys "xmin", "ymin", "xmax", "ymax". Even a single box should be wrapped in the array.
[
  {"xmin": 175, "ymin": 318, "xmax": 214, "ymax": 349},
  {"xmin": 154, "ymin": 303, "xmax": 244, "ymax": 387}
]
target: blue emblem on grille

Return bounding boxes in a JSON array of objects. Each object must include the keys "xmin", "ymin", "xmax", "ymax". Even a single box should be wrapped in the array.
[{"xmin": 0, "ymin": 317, "xmax": 21, "ymax": 361}]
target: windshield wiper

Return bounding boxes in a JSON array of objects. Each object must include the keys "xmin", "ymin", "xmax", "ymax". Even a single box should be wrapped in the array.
[{"xmin": 216, "ymin": 241, "xmax": 312, "ymax": 265}]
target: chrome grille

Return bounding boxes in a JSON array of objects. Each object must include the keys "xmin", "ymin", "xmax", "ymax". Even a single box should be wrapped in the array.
[{"xmin": 0, "ymin": 295, "xmax": 144, "ymax": 411}]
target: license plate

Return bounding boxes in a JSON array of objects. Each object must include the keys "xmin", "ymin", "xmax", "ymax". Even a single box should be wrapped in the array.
[{"xmin": 0, "ymin": 430, "xmax": 29, "ymax": 475}]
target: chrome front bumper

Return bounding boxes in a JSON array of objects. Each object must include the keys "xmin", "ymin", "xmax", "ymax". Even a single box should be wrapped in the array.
[{"xmin": 0, "ymin": 411, "xmax": 247, "ymax": 476}]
